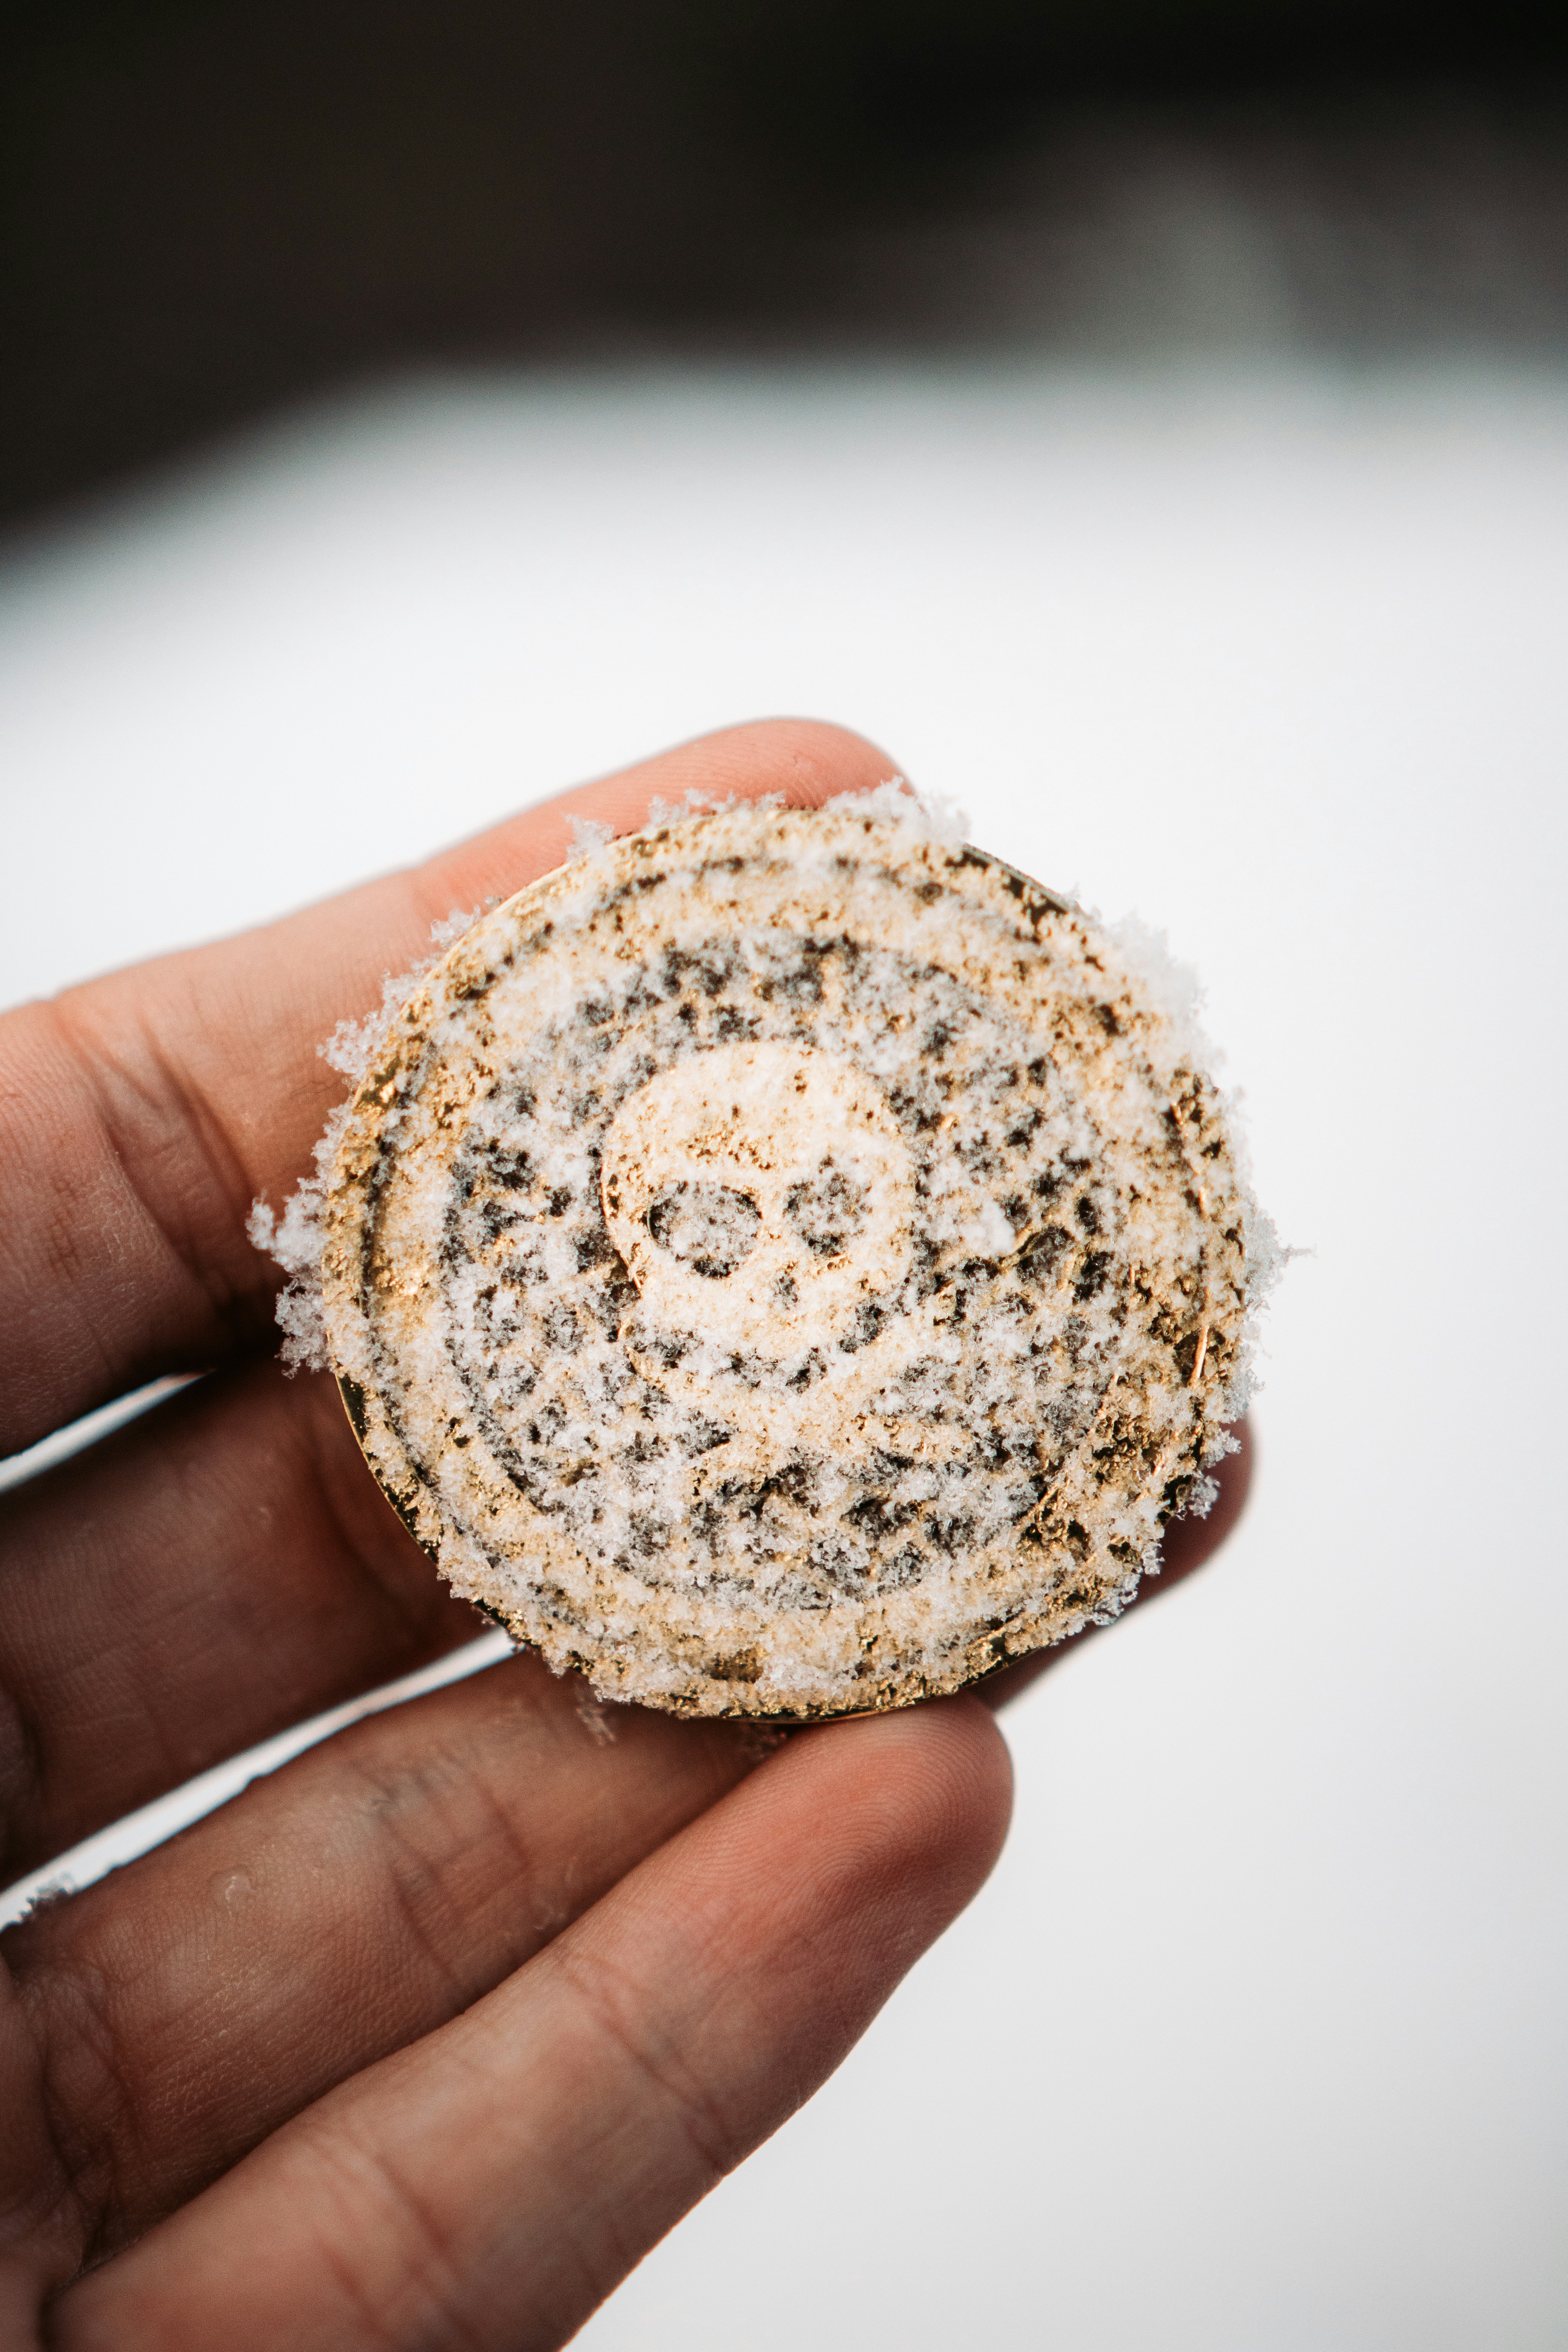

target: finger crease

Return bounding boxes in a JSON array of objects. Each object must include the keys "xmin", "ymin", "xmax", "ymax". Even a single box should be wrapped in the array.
[
  {"xmin": 307, "ymin": 2123, "xmax": 492, "ymax": 2352},
  {"xmin": 46, "ymin": 999, "xmax": 260, "ymax": 1334},
  {"xmin": 10, "ymin": 1959, "xmax": 131, "ymax": 2271},
  {"xmin": 341, "ymin": 1750, "xmax": 538, "ymax": 2008},
  {"xmin": 557, "ymin": 1940, "xmax": 741, "ymax": 2188}
]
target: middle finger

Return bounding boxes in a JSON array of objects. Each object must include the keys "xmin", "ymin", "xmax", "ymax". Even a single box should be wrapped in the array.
[
  {"xmin": 0, "ymin": 1359, "xmax": 480, "ymax": 1883},
  {"xmin": 2, "ymin": 1647, "xmax": 761, "ymax": 2266}
]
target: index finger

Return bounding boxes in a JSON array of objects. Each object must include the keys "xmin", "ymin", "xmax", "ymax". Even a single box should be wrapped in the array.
[{"xmin": 0, "ymin": 719, "xmax": 895, "ymax": 1454}]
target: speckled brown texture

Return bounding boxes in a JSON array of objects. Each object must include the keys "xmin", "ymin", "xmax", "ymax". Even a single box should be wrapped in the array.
[{"xmin": 322, "ymin": 799, "xmax": 1260, "ymax": 1719}]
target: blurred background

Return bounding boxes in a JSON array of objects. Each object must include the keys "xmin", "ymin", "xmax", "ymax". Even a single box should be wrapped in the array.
[
  {"xmin": 2, "ymin": 3, "xmax": 1566, "ymax": 2347},
  {"xmin": 3, "ymin": 0, "xmax": 1568, "ymax": 522}
]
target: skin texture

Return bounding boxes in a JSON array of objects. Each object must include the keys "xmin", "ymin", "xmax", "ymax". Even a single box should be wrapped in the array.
[{"xmin": 0, "ymin": 722, "xmax": 1248, "ymax": 2349}]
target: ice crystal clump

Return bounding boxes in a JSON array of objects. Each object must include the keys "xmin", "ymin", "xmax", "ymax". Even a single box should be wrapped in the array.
[{"xmin": 247, "ymin": 907, "xmax": 483, "ymax": 1371}]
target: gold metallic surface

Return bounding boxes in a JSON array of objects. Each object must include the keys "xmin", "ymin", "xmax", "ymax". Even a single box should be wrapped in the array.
[{"xmin": 323, "ymin": 802, "xmax": 1257, "ymax": 1719}]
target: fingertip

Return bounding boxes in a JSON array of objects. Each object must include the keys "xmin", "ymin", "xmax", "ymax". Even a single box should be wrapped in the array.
[
  {"xmin": 846, "ymin": 1695, "xmax": 1016, "ymax": 1907},
  {"xmin": 423, "ymin": 716, "xmax": 904, "ymax": 919},
  {"xmin": 756, "ymin": 1694, "xmax": 1015, "ymax": 1954},
  {"xmin": 699, "ymin": 716, "xmax": 905, "ymax": 808},
  {"xmin": 576, "ymin": 714, "xmax": 903, "ymax": 829}
]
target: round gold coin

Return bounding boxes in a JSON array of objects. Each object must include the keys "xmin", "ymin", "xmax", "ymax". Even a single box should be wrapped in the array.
[{"xmin": 323, "ymin": 796, "xmax": 1262, "ymax": 1719}]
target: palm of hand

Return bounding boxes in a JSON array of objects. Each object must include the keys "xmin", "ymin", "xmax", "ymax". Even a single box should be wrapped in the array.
[{"xmin": 0, "ymin": 724, "xmax": 1243, "ymax": 2350}]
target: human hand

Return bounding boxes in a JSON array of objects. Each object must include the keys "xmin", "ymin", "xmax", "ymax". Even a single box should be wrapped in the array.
[{"xmin": 0, "ymin": 721, "xmax": 1246, "ymax": 2349}]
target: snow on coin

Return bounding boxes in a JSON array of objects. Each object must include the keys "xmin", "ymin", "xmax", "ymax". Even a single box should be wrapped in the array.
[{"xmin": 322, "ymin": 794, "xmax": 1267, "ymax": 1719}]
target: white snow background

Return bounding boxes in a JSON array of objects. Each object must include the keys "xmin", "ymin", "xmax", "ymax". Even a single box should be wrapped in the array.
[{"xmin": 1, "ymin": 362, "xmax": 1564, "ymax": 2349}]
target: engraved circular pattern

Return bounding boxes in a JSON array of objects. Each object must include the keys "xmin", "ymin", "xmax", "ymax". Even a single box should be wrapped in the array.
[{"xmin": 323, "ymin": 802, "xmax": 1254, "ymax": 1719}]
